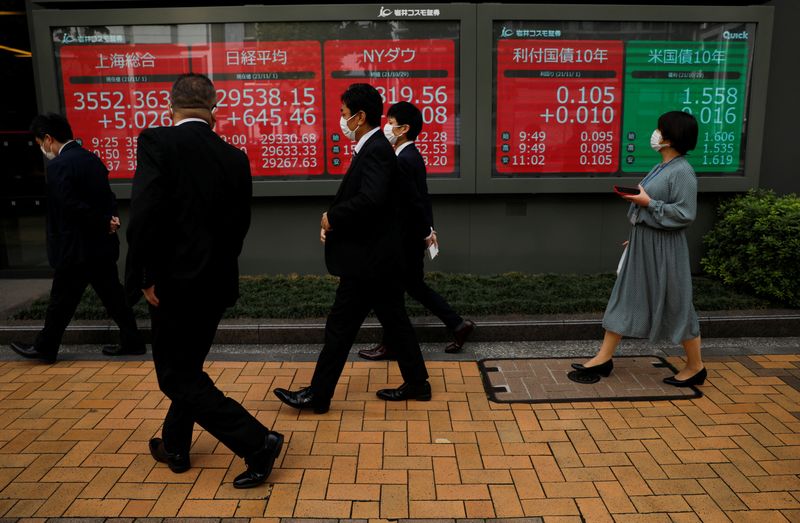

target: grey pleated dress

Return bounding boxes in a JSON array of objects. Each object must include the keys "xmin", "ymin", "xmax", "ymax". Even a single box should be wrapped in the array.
[{"xmin": 602, "ymin": 156, "xmax": 701, "ymax": 344}]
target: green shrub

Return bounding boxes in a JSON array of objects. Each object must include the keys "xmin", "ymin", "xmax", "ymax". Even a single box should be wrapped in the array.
[{"xmin": 702, "ymin": 190, "xmax": 800, "ymax": 307}]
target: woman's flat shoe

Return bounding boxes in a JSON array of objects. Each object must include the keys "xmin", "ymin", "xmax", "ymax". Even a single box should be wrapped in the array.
[
  {"xmin": 663, "ymin": 367, "xmax": 707, "ymax": 387},
  {"xmin": 570, "ymin": 359, "xmax": 613, "ymax": 377}
]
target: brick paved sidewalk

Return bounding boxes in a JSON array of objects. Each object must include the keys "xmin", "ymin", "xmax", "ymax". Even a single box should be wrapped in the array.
[{"xmin": 0, "ymin": 356, "xmax": 799, "ymax": 522}]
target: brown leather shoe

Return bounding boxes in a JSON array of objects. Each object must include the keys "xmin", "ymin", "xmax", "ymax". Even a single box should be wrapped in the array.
[
  {"xmin": 444, "ymin": 320, "xmax": 475, "ymax": 354},
  {"xmin": 358, "ymin": 344, "xmax": 397, "ymax": 361}
]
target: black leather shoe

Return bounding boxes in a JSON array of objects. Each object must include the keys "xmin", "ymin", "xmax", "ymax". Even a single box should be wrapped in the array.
[
  {"xmin": 358, "ymin": 344, "xmax": 397, "ymax": 361},
  {"xmin": 233, "ymin": 431, "xmax": 284, "ymax": 489},
  {"xmin": 9, "ymin": 342, "xmax": 56, "ymax": 364},
  {"xmin": 377, "ymin": 381, "xmax": 432, "ymax": 402},
  {"xmin": 570, "ymin": 359, "xmax": 614, "ymax": 377},
  {"xmin": 445, "ymin": 320, "xmax": 475, "ymax": 353},
  {"xmin": 102, "ymin": 345, "xmax": 147, "ymax": 356},
  {"xmin": 273, "ymin": 386, "xmax": 330, "ymax": 414},
  {"xmin": 663, "ymin": 367, "xmax": 707, "ymax": 387},
  {"xmin": 148, "ymin": 438, "xmax": 190, "ymax": 473}
]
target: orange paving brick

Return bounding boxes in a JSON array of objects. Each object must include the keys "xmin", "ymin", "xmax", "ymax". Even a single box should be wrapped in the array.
[
  {"xmin": 63, "ymin": 498, "xmax": 127, "ymax": 517},
  {"xmin": 351, "ymin": 500, "xmax": 379, "ymax": 519},
  {"xmin": 576, "ymin": 497, "xmax": 614, "ymax": 523},
  {"xmin": 595, "ymin": 480, "xmax": 637, "ymax": 513},
  {"xmin": 409, "ymin": 499, "xmax": 466, "ymax": 518},
  {"xmin": 119, "ymin": 499, "xmax": 156, "ymax": 517},
  {"xmin": 264, "ymin": 483, "xmax": 299, "ymax": 517},
  {"xmin": 3, "ymin": 357, "xmax": 800, "ymax": 520},
  {"xmin": 521, "ymin": 498, "xmax": 581, "ymax": 516},
  {"xmin": 33, "ymin": 482, "xmax": 84, "ymax": 517}
]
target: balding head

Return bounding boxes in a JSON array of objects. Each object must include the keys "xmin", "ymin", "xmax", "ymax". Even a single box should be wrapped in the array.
[{"xmin": 170, "ymin": 73, "xmax": 217, "ymax": 125}]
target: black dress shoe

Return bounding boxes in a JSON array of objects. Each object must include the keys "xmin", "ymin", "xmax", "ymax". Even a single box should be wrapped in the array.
[
  {"xmin": 444, "ymin": 320, "xmax": 475, "ymax": 353},
  {"xmin": 377, "ymin": 381, "xmax": 432, "ymax": 401},
  {"xmin": 273, "ymin": 386, "xmax": 330, "ymax": 414},
  {"xmin": 102, "ymin": 345, "xmax": 147, "ymax": 356},
  {"xmin": 663, "ymin": 367, "xmax": 707, "ymax": 387},
  {"xmin": 233, "ymin": 431, "xmax": 284, "ymax": 489},
  {"xmin": 358, "ymin": 344, "xmax": 397, "ymax": 361},
  {"xmin": 570, "ymin": 359, "xmax": 614, "ymax": 377},
  {"xmin": 9, "ymin": 342, "xmax": 56, "ymax": 364},
  {"xmin": 148, "ymin": 438, "xmax": 190, "ymax": 473}
]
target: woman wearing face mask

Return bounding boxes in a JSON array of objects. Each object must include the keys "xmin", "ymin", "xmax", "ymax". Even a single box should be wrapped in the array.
[{"xmin": 569, "ymin": 111, "xmax": 705, "ymax": 387}]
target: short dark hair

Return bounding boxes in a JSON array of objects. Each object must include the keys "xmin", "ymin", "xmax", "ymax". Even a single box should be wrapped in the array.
[
  {"xmin": 387, "ymin": 101, "xmax": 423, "ymax": 141},
  {"xmin": 340, "ymin": 83, "xmax": 382, "ymax": 128},
  {"xmin": 171, "ymin": 73, "xmax": 217, "ymax": 110},
  {"xmin": 658, "ymin": 111, "xmax": 698, "ymax": 155},
  {"xmin": 29, "ymin": 113, "xmax": 73, "ymax": 142}
]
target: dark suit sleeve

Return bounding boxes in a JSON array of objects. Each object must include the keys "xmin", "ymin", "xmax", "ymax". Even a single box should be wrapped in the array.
[
  {"xmin": 412, "ymin": 155, "xmax": 434, "ymax": 229},
  {"xmin": 56, "ymin": 159, "xmax": 110, "ymax": 234},
  {"xmin": 397, "ymin": 153, "xmax": 434, "ymax": 241},
  {"xmin": 327, "ymin": 144, "xmax": 393, "ymax": 232},
  {"xmin": 125, "ymin": 130, "xmax": 170, "ymax": 297},
  {"xmin": 233, "ymin": 151, "xmax": 253, "ymax": 255}
]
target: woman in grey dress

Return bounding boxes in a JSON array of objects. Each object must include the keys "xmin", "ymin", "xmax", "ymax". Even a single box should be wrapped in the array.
[{"xmin": 570, "ymin": 111, "xmax": 706, "ymax": 387}]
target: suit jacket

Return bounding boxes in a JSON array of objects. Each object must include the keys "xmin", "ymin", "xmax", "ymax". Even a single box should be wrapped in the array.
[
  {"xmin": 125, "ymin": 121, "xmax": 252, "ymax": 307},
  {"xmin": 44, "ymin": 141, "xmax": 119, "ymax": 269},
  {"xmin": 396, "ymin": 143, "xmax": 434, "ymax": 257},
  {"xmin": 324, "ymin": 131, "xmax": 402, "ymax": 279}
]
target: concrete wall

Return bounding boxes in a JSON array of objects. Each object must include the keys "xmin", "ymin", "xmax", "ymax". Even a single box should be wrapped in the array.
[{"xmin": 118, "ymin": 194, "xmax": 720, "ymax": 276}]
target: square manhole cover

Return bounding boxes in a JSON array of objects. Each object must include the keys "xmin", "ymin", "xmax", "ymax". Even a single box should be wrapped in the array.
[{"xmin": 479, "ymin": 356, "xmax": 702, "ymax": 403}]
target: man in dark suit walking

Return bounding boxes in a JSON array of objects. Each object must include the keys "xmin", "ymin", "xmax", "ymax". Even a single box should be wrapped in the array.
[
  {"xmin": 359, "ymin": 102, "xmax": 475, "ymax": 362},
  {"xmin": 9, "ymin": 113, "xmax": 144, "ymax": 363},
  {"xmin": 125, "ymin": 73, "xmax": 282, "ymax": 489},
  {"xmin": 274, "ymin": 84, "xmax": 431, "ymax": 414}
]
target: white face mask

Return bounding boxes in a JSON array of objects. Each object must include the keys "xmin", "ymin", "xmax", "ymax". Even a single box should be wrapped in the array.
[
  {"xmin": 650, "ymin": 129, "xmax": 668, "ymax": 151},
  {"xmin": 339, "ymin": 113, "xmax": 359, "ymax": 141},
  {"xmin": 40, "ymin": 144, "xmax": 56, "ymax": 161},
  {"xmin": 383, "ymin": 123, "xmax": 402, "ymax": 145}
]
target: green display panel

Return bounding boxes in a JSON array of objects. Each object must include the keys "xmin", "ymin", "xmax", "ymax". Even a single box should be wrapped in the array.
[{"xmin": 622, "ymin": 40, "xmax": 749, "ymax": 173}]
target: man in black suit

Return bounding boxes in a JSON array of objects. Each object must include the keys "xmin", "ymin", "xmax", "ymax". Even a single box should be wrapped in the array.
[
  {"xmin": 274, "ymin": 84, "xmax": 431, "ymax": 414},
  {"xmin": 9, "ymin": 113, "xmax": 144, "ymax": 363},
  {"xmin": 358, "ymin": 102, "xmax": 474, "ymax": 362},
  {"xmin": 125, "ymin": 73, "xmax": 282, "ymax": 489}
]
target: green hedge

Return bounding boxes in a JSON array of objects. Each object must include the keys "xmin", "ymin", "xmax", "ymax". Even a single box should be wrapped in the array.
[
  {"xmin": 702, "ymin": 190, "xmax": 800, "ymax": 308},
  {"xmin": 11, "ymin": 272, "xmax": 772, "ymax": 320}
]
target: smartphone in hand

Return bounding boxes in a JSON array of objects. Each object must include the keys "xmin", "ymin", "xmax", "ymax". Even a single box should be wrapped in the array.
[{"xmin": 613, "ymin": 185, "xmax": 641, "ymax": 196}]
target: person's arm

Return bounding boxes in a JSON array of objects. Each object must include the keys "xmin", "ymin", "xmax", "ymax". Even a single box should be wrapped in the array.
[
  {"xmin": 57, "ymin": 158, "xmax": 110, "ymax": 234},
  {"xmin": 398, "ymin": 153, "xmax": 434, "ymax": 241},
  {"xmin": 636, "ymin": 166, "xmax": 697, "ymax": 230},
  {"xmin": 327, "ymin": 144, "xmax": 393, "ymax": 232},
  {"xmin": 125, "ymin": 130, "xmax": 170, "ymax": 301},
  {"xmin": 412, "ymin": 152, "xmax": 434, "ymax": 229},
  {"xmin": 232, "ymin": 151, "xmax": 253, "ymax": 256}
]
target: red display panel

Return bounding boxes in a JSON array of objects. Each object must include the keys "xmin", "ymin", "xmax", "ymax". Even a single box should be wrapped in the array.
[
  {"xmin": 60, "ymin": 44, "xmax": 198, "ymax": 179},
  {"xmin": 495, "ymin": 40, "xmax": 623, "ymax": 174},
  {"xmin": 323, "ymin": 39, "xmax": 456, "ymax": 175},
  {"xmin": 201, "ymin": 41, "xmax": 324, "ymax": 176}
]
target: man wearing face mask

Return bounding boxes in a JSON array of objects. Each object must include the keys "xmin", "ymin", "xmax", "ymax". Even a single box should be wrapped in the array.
[
  {"xmin": 274, "ymin": 84, "xmax": 431, "ymax": 413},
  {"xmin": 126, "ymin": 73, "xmax": 283, "ymax": 489},
  {"xmin": 8, "ymin": 113, "xmax": 144, "ymax": 363},
  {"xmin": 358, "ymin": 101, "xmax": 474, "ymax": 361}
]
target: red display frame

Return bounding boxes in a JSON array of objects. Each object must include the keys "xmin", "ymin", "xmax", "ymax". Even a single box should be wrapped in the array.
[
  {"xmin": 60, "ymin": 44, "xmax": 200, "ymax": 179},
  {"xmin": 324, "ymin": 39, "xmax": 457, "ymax": 175},
  {"xmin": 495, "ymin": 39, "xmax": 623, "ymax": 175}
]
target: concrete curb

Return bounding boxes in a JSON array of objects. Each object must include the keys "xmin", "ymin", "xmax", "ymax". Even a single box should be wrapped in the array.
[{"xmin": 1, "ymin": 312, "xmax": 798, "ymax": 345}]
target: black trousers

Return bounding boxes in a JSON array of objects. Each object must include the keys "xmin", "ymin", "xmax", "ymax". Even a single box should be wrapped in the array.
[
  {"xmin": 381, "ymin": 248, "xmax": 463, "ymax": 346},
  {"xmin": 311, "ymin": 276, "xmax": 429, "ymax": 400},
  {"xmin": 35, "ymin": 260, "xmax": 144, "ymax": 358},
  {"xmin": 149, "ymin": 294, "xmax": 269, "ymax": 458}
]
